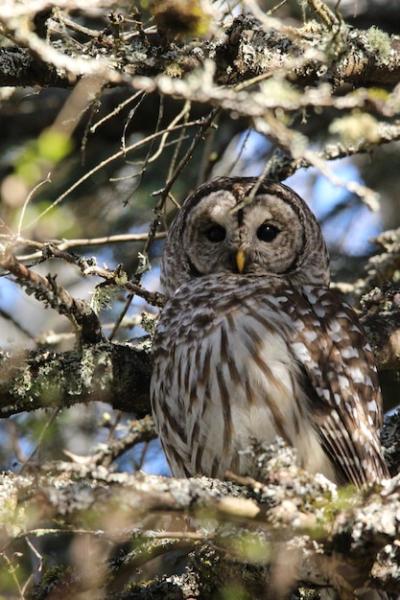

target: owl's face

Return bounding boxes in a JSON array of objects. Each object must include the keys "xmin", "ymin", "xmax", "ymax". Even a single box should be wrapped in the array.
[
  {"xmin": 182, "ymin": 189, "xmax": 305, "ymax": 278},
  {"xmin": 162, "ymin": 178, "xmax": 330, "ymax": 296}
]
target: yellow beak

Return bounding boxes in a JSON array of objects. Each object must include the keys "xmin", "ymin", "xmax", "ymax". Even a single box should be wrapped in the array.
[{"xmin": 235, "ymin": 249, "xmax": 246, "ymax": 274}]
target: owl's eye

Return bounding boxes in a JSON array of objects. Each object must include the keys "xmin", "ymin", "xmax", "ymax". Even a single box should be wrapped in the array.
[
  {"xmin": 204, "ymin": 224, "xmax": 226, "ymax": 243},
  {"xmin": 257, "ymin": 223, "xmax": 280, "ymax": 242}
]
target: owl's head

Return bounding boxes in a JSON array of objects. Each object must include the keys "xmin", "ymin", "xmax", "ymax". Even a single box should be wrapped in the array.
[{"xmin": 161, "ymin": 177, "xmax": 330, "ymax": 296}]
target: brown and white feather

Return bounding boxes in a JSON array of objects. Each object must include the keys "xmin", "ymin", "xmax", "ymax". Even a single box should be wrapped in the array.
[{"xmin": 151, "ymin": 178, "xmax": 388, "ymax": 486}]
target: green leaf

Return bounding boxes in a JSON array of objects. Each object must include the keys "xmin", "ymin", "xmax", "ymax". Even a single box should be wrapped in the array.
[{"xmin": 37, "ymin": 129, "xmax": 73, "ymax": 162}]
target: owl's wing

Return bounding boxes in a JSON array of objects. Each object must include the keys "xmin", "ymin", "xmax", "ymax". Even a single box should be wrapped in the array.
[{"xmin": 288, "ymin": 286, "xmax": 388, "ymax": 487}]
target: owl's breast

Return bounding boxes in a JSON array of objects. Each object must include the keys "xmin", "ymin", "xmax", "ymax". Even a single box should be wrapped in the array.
[
  {"xmin": 154, "ymin": 273, "xmax": 289, "ymax": 349},
  {"xmin": 151, "ymin": 276, "xmax": 335, "ymax": 481}
]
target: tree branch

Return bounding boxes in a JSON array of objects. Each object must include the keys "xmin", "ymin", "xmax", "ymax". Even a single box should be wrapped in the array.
[
  {"xmin": 0, "ymin": 46, "xmax": 70, "ymax": 87},
  {"xmin": 2, "ymin": 436, "xmax": 400, "ymax": 598},
  {"xmin": 0, "ymin": 342, "xmax": 152, "ymax": 418},
  {"xmin": 0, "ymin": 251, "xmax": 103, "ymax": 344},
  {"xmin": 264, "ymin": 122, "xmax": 400, "ymax": 182},
  {"xmin": 90, "ymin": 414, "xmax": 157, "ymax": 467},
  {"xmin": 0, "ymin": 13, "xmax": 399, "ymax": 89}
]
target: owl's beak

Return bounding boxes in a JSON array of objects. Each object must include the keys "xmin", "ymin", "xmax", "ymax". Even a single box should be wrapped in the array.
[{"xmin": 235, "ymin": 249, "xmax": 246, "ymax": 274}]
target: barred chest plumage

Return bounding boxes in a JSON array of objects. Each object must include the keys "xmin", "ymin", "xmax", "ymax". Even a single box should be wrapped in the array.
[{"xmin": 152, "ymin": 274, "xmax": 338, "ymax": 482}]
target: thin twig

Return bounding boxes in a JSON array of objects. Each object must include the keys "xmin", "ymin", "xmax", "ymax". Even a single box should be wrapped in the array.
[
  {"xmin": 91, "ymin": 415, "xmax": 157, "ymax": 467},
  {"xmin": 20, "ymin": 527, "xmax": 207, "ymax": 543},
  {"xmin": 90, "ymin": 90, "xmax": 145, "ymax": 134},
  {"xmin": 0, "ymin": 552, "xmax": 24, "ymax": 599},
  {"xmin": 23, "ymin": 118, "xmax": 208, "ymax": 231},
  {"xmin": 82, "ymin": 263, "xmax": 166, "ymax": 307},
  {"xmin": 122, "ymin": 92, "xmax": 149, "ymax": 154},
  {"xmin": 305, "ymin": 0, "xmax": 340, "ymax": 27},
  {"xmin": 35, "ymin": 313, "xmax": 153, "ymax": 346},
  {"xmin": 110, "ymin": 102, "xmax": 192, "ymax": 340},
  {"xmin": 20, "ymin": 408, "xmax": 60, "ymax": 473},
  {"xmin": 57, "ymin": 13, "xmax": 103, "ymax": 39},
  {"xmin": 0, "ymin": 252, "xmax": 104, "ymax": 343},
  {"xmin": 146, "ymin": 100, "xmax": 191, "ymax": 165},
  {"xmin": 241, "ymin": 0, "xmax": 297, "ymax": 34},
  {"xmin": 17, "ymin": 174, "xmax": 52, "ymax": 237},
  {"xmin": 25, "ymin": 537, "xmax": 43, "ymax": 575},
  {"xmin": 7, "ymin": 231, "xmax": 167, "ymax": 263}
]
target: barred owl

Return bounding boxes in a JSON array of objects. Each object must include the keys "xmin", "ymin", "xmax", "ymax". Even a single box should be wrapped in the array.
[{"xmin": 150, "ymin": 177, "xmax": 388, "ymax": 486}]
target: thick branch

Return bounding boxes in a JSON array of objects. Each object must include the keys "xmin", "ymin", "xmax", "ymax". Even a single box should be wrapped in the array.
[
  {"xmin": 0, "ymin": 14, "xmax": 399, "ymax": 89},
  {"xmin": 2, "ymin": 438, "xmax": 400, "ymax": 597},
  {"xmin": 0, "ymin": 46, "xmax": 70, "ymax": 87},
  {"xmin": 221, "ymin": 15, "xmax": 400, "ymax": 87},
  {"xmin": 0, "ymin": 342, "xmax": 152, "ymax": 418}
]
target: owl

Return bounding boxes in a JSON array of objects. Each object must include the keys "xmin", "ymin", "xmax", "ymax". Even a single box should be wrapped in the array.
[{"xmin": 150, "ymin": 177, "xmax": 388, "ymax": 487}]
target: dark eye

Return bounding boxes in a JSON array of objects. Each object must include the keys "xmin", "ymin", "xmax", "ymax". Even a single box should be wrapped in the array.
[
  {"xmin": 256, "ymin": 223, "xmax": 280, "ymax": 242},
  {"xmin": 204, "ymin": 224, "xmax": 226, "ymax": 243}
]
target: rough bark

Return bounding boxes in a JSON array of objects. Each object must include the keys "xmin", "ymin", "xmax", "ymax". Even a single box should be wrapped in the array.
[
  {"xmin": 0, "ymin": 46, "xmax": 70, "ymax": 87},
  {"xmin": 0, "ymin": 341, "xmax": 152, "ymax": 418},
  {"xmin": 1, "ymin": 432, "xmax": 399, "ymax": 599},
  {"xmin": 0, "ymin": 14, "xmax": 399, "ymax": 89}
]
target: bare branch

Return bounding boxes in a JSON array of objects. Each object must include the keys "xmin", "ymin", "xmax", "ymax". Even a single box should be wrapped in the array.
[
  {"xmin": 0, "ymin": 251, "xmax": 103, "ymax": 344},
  {"xmin": 23, "ymin": 117, "xmax": 208, "ymax": 230},
  {"xmin": 0, "ymin": 341, "xmax": 152, "ymax": 418},
  {"xmin": 0, "ymin": 306, "xmax": 33, "ymax": 339},
  {"xmin": 90, "ymin": 415, "xmax": 157, "ymax": 467},
  {"xmin": 0, "ymin": 231, "xmax": 167, "ymax": 262},
  {"xmin": 305, "ymin": 0, "xmax": 340, "ymax": 28}
]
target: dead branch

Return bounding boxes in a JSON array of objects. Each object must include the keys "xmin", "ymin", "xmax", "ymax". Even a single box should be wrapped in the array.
[
  {"xmin": 25, "ymin": 117, "xmax": 207, "ymax": 228},
  {"xmin": 0, "ymin": 231, "xmax": 167, "ymax": 263},
  {"xmin": 0, "ymin": 306, "xmax": 33, "ymax": 339},
  {"xmin": 0, "ymin": 251, "xmax": 103, "ymax": 344},
  {"xmin": 263, "ymin": 121, "xmax": 400, "ymax": 183},
  {"xmin": 90, "ymin": 415, "xmax": 157, "ymax": 467}
]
